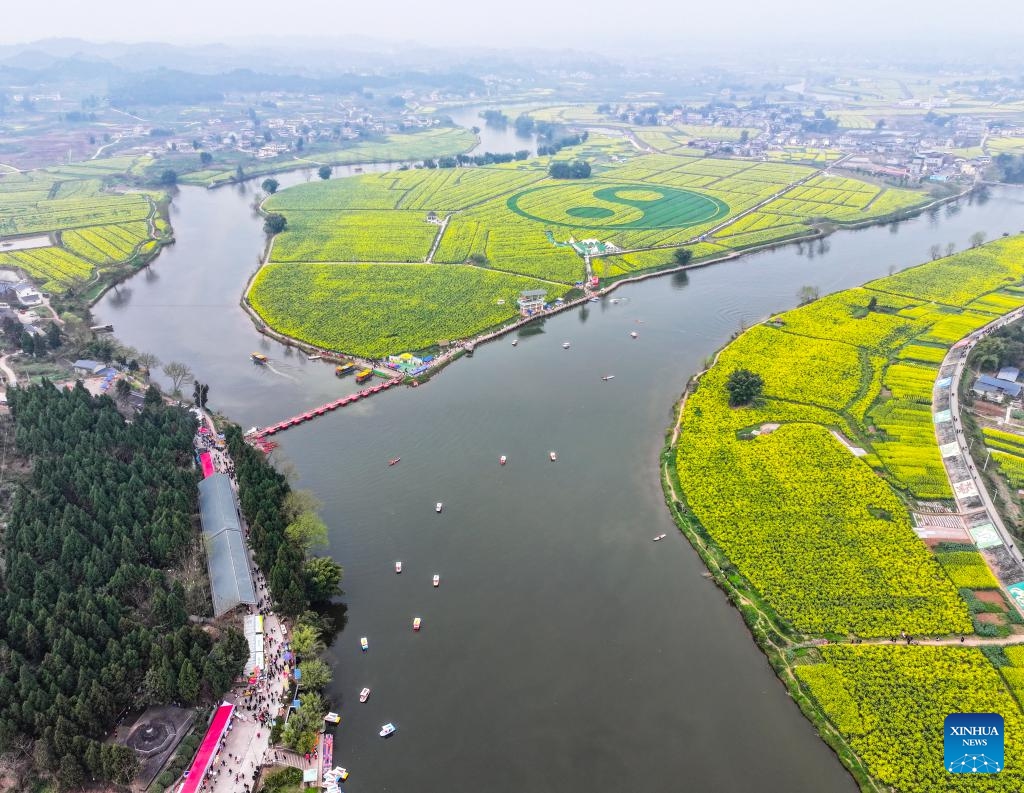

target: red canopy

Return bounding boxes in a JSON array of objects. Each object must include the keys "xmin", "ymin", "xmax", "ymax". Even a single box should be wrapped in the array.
[
  {"xmin": 179, "ymin": 702, "xmax": 234, "ymax": 793},
  {"xmin": 199, "ymin": 451, "xmax": 214, "ymax": 478}
]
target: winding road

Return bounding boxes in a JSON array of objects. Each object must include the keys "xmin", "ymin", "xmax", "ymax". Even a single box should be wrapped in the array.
[{"xmin": 939, "ymin": 305, "xmax": 1024, "ymax": 605}]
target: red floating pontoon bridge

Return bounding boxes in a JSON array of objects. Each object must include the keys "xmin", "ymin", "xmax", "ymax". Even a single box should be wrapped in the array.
[
  {"xmin": 177, "ymin": 701, "xmax": 234, "ymax": 793},
  {"xmin": 245, "ymin": 377, "xmax": 403, "ymax": 444}
]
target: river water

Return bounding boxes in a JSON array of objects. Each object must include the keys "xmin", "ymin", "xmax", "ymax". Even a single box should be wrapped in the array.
[
  {"xmin": 444, "ymin": 105, "xmax": 538, "ymax": 156},
  {"xmin": 95, "ymin": 176, "xmax": 1024, "ymax": 791}
]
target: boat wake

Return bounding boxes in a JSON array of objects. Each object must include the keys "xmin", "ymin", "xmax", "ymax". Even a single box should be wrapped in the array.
[{"xmin": 265, "ymin": 363, "xmax": 298, "ymax": 382}]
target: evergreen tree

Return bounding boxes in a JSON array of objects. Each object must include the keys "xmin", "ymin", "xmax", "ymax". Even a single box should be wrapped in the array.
[{"xmin": 177, "ymin": 660, "xmax": 200, "ymax": 705}]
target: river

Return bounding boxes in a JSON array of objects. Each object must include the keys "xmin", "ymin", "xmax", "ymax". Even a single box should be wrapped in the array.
[
  {"xmin": 95, "ymin": 175, "xmax": 1023, "ymax": 791},
  {"xmin": 444, "ymin": 105, "xmax": 538, "ymax": 156}
]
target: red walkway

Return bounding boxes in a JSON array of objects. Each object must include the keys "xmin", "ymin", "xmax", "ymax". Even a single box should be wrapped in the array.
[
  {"xmin": 248, "ymin": 378, "xmax": 402, "ymax": 440},
  {"xmin": 179, "ymin": 702, "xmax": 234, "ymax": 793}
]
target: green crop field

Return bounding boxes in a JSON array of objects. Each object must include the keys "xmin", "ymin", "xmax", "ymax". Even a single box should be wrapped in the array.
[
  {"xmin": 0, "ymin": 159, "xmax": 165, "ymax": 292},
  {"xmin": 797, "ymin": 646, "xmax": 1024, "ymax": 793},
  {"xmin": 673, "ymin": 235, "xmax": 1024, "ymax": 793},
  {"xmin": 507, "ymin": 182, "xmax": 729, "ymax": 229},
  {"xmin": 249, "ymin": 262, "xmax": 568, "ymax": 358},
  {"xmin": 62, "ymin": 221, "xmax": 151, "ymax": 264},
  {"xmin": 270, "ymin": 211, "xmax": 440, "ymax": 263},
  {"xmin": 678, "ymin": 236, "xmax": 1024, "ymax": 632},
  {"xmin": 251, "ymin": 137, "xmax": 934, "ymax": 356}
]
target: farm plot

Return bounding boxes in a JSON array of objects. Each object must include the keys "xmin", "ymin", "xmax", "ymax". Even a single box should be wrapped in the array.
[
  {"xmin": 47, "ymin": 156, "xmax": 148, "ymax": 178},
  {"xmin": 62, "ymin": 221, "xmax": 151, "ymax": 264},
  {"xmin": 935, "ymin": 550, "xmax": 1000, "ymax": 589},
  {"xmin": 632, "ymin": 129, "xmax": 693, "ymax": 152},
  {"xmin": 882, "ymin": 361, "xmax": 937, "ymax": 401},
  {"xmin": 675, "ymin": 234, "xmax": 1024, "ymax": 644},
  {"xmin": 895, "ymin": 342, "xmax": 947, "ymax": 365},
  {"xmin": 308, "ymin": 127, "xmax": 476, "ymax": 167},
  {"xmin": 0, "ymin": 247, "xmax": 96, "ymax": 292},
  {"xmin": 0, "ymin": 193, "xmax": 152, "ymax": 236},
  {"xmin": 993, "ymin": 450, "xmax": 1024, "ymax": 488},
  {"xmin": 271, "ymin": 211, "xmax": 439, "ymax": 263},
  {"xmin": 797, "ymin": 646, "xmax": 1024, "ymax": 793},
  {"xmin": 0, "ymin": 161, "xmax": 164, "ymax": 293},
  {"xmin": 765, "ymin": 147, "xmax": 844, "ymax": 165},
  {"xmin": 266, "ymin": 166, "xmax": 546, "ymax": 213},
  {"xmin": 670, "ymin": 124, "xmax": 762, "ymax": 142},
  {"xmin": 594, "ymin": 242, "xmax": 727, "ymax": 278},
  {"xmin": 507, "ymin": 182, "xmax": 729, "ymax": 230},
  {"xmin": 248, "ymin": 262, "xmax": 567, "ymax": 358}
]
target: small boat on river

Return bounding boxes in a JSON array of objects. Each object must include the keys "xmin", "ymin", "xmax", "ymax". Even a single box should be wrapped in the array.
[
  {"xmin": 251, "ymin": 352, "xmax": 268, "ymax": 365},
  {"xmin": 436, "ymin": 502, "xmax": 443, "ymax": 513},
  {"xmin": 413, "ymin": 617, "xmax": 421, "ymax": 631},
  {"xmin": 549, "ymin": 451, "xmax": 558, "ymax": 462},
  {"xmin": 395, "ymin": 561, "xmax": 402, "ymax": 573},
  {"xmin": 359, "ymin": 687, "xmax": 371, "ymax": 703},
  {"xmin": 653, "ymin": 534, "xmax": 667, "ymax": 541},
  {"xmin": 433, "ymin": 574, "xmax": 440, "ymax": 587},
  {"xmin": 500, "ymin": 455, "xmax": 507, "ymax": 465},
  {"xmin": 629, "ymin": 331, "xmax": 638, "ymax": 339},
  {"xmin": 335, "ymin": 362, "xmax": 355, "ymax": 376},
  {"xmin": 380, "ymin": 723, "xmax": 396, "ymax": 738},
  {"xmin": 511, "ymin": 339, "xmax": 518, "ymax": 347},
  {"xmin": 589, "ymin": 297, "xmax": 600, "ymax": 303},
  {"xmin": 360, "ymin": 637, "xmax": 369, "ymax": 651},
  {"xmin": 562, "ymin": 341, "xmax": 571, "ymax": 349},
  {"xmin": 602, "ymin": 375, "xmax": 615, "ymax": 381},
  {"xmin": 356, "ymin": 368, "xmax": 373, "ymax": 383},
  {"xmin": 389, "ymin": 457, "xmax": 401, "ymax": 466},
  {"xmin": 308, "ymin": 354, "xmax": 322, "ymax": 361}
]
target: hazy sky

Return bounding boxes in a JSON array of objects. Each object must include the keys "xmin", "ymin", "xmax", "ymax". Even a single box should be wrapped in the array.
[{"xmin": 4, "ymin": 0, "xmax": 1024, "ymax": 50}]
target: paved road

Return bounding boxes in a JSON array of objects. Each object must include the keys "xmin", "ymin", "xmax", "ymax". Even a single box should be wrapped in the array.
[{"xmin": 944, "ymin": 306, "xmax": 1024, "ymax": 570}]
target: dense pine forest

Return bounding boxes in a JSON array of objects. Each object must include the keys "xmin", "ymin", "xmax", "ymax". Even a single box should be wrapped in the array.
[
  {"xmin": 227, "ymin": 425, "xmax": 342, "ymax": 616},
  {"xmin": 0, "ymin": 383, "xmax": 246, "ymax": 790}
]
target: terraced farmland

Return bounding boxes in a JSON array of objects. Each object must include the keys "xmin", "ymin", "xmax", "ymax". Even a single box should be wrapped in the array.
[
  {"xmin": 62, "ymin": 221, "xmax": 152, "ymax": 264},
  {"xmin": 0, "ymin": 160, "xmax": 165, "ymax": 292}
]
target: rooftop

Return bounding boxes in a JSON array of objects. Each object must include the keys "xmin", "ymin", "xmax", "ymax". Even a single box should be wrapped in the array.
[
  {"xmin": 976, "ymin": 374, "xmax": 1023, "ymax": 398},
  {"xmin": 198, "ymin": 473, "xmax": 257, "ymax": 616}
]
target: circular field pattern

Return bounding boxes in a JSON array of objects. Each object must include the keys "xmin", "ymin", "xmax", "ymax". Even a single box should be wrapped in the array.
[
  {"xmin": 507, "ymin": 182, "xmax": 730, "ymax": 230},
  {"xmin": 566, "ymin": 206, "xmax": 615, "ymax": 219}
]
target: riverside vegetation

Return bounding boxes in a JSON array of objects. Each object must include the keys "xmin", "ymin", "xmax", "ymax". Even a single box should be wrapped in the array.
[
  {"xmin": 668, "ymin": 235, "xmax": 1024, "ymax": 792},
  {"xmin": 248, "ymin": 133, "xmax": 933, "ymax": 358}
]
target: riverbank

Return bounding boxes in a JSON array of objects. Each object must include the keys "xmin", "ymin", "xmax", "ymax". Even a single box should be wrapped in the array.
[{"xmin": 662, "ymin": 235, "xmax": 1024, "ymax": 792}]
